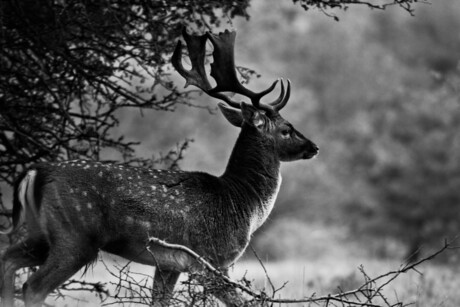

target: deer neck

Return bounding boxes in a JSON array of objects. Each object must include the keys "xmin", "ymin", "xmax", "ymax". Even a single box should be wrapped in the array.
[
  {"xmin": 223, "ymin": 125, "xmax": 280, "ymax": 181},
  {"xmin": 220, "ymin": 125, "xmax": 281, "ymax": 227}
]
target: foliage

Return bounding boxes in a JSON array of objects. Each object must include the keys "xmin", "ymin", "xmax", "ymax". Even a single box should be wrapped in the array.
[
  {"xmin": 339, "ymin": 5, "xmax": 460, "ymax": 259},
  {"xmin": 358, "ymin": 70, "xmax": 460, "ymax": 260},
  {"xmin": 0, "ymin": 0, "xmax": 250, "ymax": 188}
]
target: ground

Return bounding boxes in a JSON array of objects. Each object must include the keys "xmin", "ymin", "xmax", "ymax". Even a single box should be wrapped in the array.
[{"xmin": 19, "ymin": 248, "xmax": 459, "ymax": 307}]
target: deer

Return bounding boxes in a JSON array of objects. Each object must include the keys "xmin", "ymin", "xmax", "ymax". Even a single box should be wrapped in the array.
[{"xmin": 0, "ymin": 28, "xmax": 318, "ymax": 307}]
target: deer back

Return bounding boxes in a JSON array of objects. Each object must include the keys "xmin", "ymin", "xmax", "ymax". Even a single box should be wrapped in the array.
[{"xmin": 13, "ymin": 159, "xmax": 267, "ymax": 269}]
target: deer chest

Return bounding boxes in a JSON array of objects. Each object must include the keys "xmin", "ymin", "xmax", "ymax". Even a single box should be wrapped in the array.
[{"xmin": 249, "ymin": 173, "xmax": 282, "ymax": 234}]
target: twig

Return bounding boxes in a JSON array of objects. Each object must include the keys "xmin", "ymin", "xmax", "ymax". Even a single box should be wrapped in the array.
[{"xmin": 147, "ymin": 236, "xmax": 456, "ymax": 306}]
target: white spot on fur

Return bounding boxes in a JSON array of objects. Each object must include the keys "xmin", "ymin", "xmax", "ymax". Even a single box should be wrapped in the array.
[
  {"xmin": 98, "ymin": 171, "xmax": 103, "ymax": 177},
  {"xmin": 82, "ymin": 191, "xmax": 88, "ymax": 197},
  {"xmin": 140, "ymin": 221, "xmax": 150, "ymax": 230},
  {"xmin": 162, "ymin": 185, "xmax": 168, "ymax": 192},
  {"xmin": 75, "ymin": 205, "xmax": 81, "ymax": 212},
  {"xmin": 87, "ymin": 202, "xmax": 92, "ymax": 209},
  {"xmin": 150, "ymin": 185, "xmax": 156, "ymax": 191}
]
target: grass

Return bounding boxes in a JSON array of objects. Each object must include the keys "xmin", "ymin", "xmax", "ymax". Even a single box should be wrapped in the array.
[
  {"xmin": 231, "ymin": 257, "xmax": 460, "ymax": 307},
  {"xmin": 35, "ymin": 249, "xmax": 460, "ymax": 307},
  {"xmin": 8, "ymin": 223, "xmax": 460, "ymax": 306}
]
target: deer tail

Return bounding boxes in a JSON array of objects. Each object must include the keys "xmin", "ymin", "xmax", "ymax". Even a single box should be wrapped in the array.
[{"xmin": 0, "ymin": 169, "xmax": 38, "ymax": 235}]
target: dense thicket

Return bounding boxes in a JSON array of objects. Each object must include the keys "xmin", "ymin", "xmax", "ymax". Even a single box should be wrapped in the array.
[{"xmin": 0, "ymin": 1, "xmax": 251, "ymax": 186}]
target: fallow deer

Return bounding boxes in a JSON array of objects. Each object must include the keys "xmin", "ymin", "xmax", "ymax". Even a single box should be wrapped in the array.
[{"xmin": 0, "ymin": 29, "xmax": 318, "ymax": 307}]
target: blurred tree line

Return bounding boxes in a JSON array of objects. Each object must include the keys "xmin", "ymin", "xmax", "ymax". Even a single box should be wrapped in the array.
[
  {"xmin": 0, "ymin": 0, "xmax": 447, "ymax": 264},
  {"xmin": 239, "ymin": 0, "xmax": 460, "ymax": 262}
]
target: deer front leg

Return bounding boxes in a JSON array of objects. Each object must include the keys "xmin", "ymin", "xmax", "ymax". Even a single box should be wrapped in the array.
[{"xmin": 152, "ymin": 269, "xmax": 180, "ymax": 306}]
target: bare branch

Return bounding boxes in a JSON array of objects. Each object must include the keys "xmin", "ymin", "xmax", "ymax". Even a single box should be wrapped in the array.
[{"xmin": 148, "ymin": 236, "xmax": 456, "ymax": 306}]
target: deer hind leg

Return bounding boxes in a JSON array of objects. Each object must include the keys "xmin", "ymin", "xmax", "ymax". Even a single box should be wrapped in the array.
[
  {"xmin": 1, "ymin": 237, "xmax": 48, "ymax": 307},
  {"xmin": 22, "ymin": 238, "xmax": 98, "ymax": 307},
  {"xmin": 152, "ymin": 269, "xmax": 180, "ymax": 306}
]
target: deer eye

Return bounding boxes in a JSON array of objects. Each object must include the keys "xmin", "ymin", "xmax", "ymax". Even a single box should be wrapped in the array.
[{"xmin": 280, "ymin": 128, "xmax": 291, "ymax": 138}]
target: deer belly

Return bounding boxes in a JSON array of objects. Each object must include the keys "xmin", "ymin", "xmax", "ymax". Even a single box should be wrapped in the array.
[{"xmin": 103, "ymin": 240, "xmax": 196, "ymax": 272}]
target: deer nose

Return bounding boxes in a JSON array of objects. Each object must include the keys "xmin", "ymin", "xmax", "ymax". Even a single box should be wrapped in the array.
[
  {"xmin": 313, "ymin": 143, "xmax": 319, "ymax": 153},
  {"xmin": 303, "ymin": 141, "xmax": 319, "ymax": 159}
]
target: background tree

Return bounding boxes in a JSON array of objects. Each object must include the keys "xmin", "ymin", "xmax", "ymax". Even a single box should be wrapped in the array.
[
  {"xmin": 335, "ymin": 6, "xmax": 460, "ymax": 261},
  {"xmin": 224, "ymin": 0, "xmax": 460, "ymax": 262}
]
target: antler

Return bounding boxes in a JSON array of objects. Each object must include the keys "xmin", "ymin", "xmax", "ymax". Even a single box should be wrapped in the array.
[{"xmin": 172, "ymin": 28, "xmax": 290, "ymax": 112}]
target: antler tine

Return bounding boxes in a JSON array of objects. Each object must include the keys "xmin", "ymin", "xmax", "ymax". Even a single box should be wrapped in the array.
[
  {"xmin": 268, "ymin": 78, "xmax": 285, "ymax": 106},
  {"xmin": 274, "ymin": 79, "xmax": 291, "ymax": 111},
  {"xmin": 258, "ymin": 79, "xmax": 279, "ymax": 102}
]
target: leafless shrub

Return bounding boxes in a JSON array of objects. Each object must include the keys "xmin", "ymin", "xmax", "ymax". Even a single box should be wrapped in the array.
[{"xmin": 18, "ymin": 238, "xmax": 453, "ymax": 307}]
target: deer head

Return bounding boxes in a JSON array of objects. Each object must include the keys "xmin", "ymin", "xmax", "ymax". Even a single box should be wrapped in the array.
[{"xmin": 172, "ymin": 28, "xmax": 319, "ymax": 163}]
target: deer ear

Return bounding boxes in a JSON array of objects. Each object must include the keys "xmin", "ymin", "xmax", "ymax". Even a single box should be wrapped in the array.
[
  {"xmin": 240, "ymin": 102, "xmax": 265, "ymax": 129},
  {"xmin": 218, "ymin": 103, "xmax": 243, "ymax": 127}
]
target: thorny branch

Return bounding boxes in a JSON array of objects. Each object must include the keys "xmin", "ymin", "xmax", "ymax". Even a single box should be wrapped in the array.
[
  {"xmin": 3, "ymin": 226, "xmax": 455, "ymax": 307},
  {"xmin": 147, "ymin": 236, "xmax": 458, "ymax": 306},
  {"xmin": 295, "ymin": 0, "xmax": 425, "ymax": 13},
  {"xmin": 294, "ymin": 0, "xmax": 428, "ymax": 21}
]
